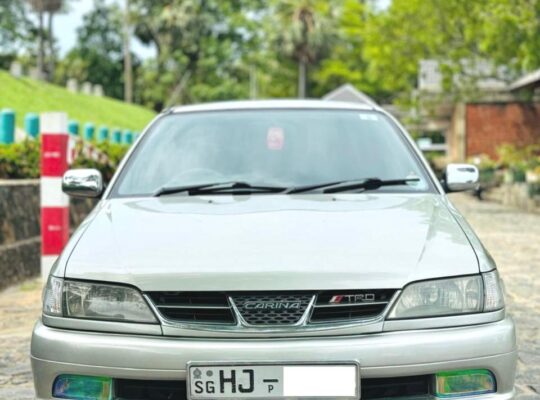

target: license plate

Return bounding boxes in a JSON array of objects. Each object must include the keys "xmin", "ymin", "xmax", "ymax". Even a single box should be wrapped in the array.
[{"xmin": 187, "ymin": 362, "xmax": 360, "ymax": 399}]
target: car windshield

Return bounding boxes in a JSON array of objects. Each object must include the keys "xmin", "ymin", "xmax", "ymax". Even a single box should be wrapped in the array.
[{"xmin": 111, "ymin": 109, "xmax": 433, "ymax": 197}]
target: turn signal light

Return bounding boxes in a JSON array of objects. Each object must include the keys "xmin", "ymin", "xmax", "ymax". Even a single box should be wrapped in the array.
[
  {"xmin": 435, "ymin": 369, "xmax": 496, "ymax": 397},
  {"xmin": 52, "ymin": 375, "xmax": 112, "ymax": 400}
]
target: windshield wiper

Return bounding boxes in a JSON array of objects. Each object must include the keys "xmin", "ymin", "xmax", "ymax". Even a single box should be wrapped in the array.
[
  {"xmin": 154, "ymin": 181, "xmax": 287, "ymax": 197},
  {"xmin": 286, "ymin": 177, "xmax": 420, "ymax": 194}
]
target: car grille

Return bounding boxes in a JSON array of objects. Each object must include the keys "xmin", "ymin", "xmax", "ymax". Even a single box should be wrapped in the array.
[
  {"xmin": 145, "ymin": 290, "xmax": 397, "ymax": 327},
  {"xmin": 113, "ymin": 375, "xmax": 431, "ymax": 399},
  {"xmin": 146, "ymin": 292, "xmax": 235, "ymax": 324},
  {"xmin": 310, "ymin": 289, "xmax": 396, "ymax": 323},
  {"xmin": 231, "ymin": 293, "xmax": 313, "ymax": 325}
]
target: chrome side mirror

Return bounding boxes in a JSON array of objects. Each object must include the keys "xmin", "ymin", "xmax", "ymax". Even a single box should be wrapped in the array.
[
  {"xmin": 62, "ymin": 169, "xmax": 103, "ymax": 198},
  {"xmin": 444, "ymin": 164, "xmax": 479, "ymax": 192}
]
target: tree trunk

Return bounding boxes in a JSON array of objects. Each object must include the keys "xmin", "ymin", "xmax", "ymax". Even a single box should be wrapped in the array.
[
  {"xmin": 47, "ymin": 11, "xmax": 55, "ymax": 81},
  {"xmin": 249, "ymin": 65, "xmax": 258, "ymax": 100},
  {"xmin": 37, "ymin": 9, "xmax": 45, "ymax": 79},
  {"xmin": 298, "ymin": 58, "xmax": 307, "ymax": 98},
  {"xmin": 123, "ymin": 0, "xmax": 133, "ymax": 103}
]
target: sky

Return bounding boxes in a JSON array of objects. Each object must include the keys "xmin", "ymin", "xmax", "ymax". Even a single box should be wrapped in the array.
[
  {"xmin": 52, "ymin": 0, "xmax": 155, "ymax": 59},
  {"xmin": 52, "ymin": 0, "xmax": 391, "ymax": 59}
]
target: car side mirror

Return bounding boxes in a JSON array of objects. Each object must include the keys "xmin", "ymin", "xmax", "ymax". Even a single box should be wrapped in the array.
[
  {"xmin": 443, "ymin": 164, "xmax": 479, "ymax": 192},
  {"xmin": 62, "ymin": 168, "xmax": 104, "ymax": 198}
]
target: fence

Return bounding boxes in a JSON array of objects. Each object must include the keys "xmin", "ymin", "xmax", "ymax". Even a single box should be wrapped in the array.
[{"xmin": 0, "ymin": 108, "xmax": 139, "ymax": 146}]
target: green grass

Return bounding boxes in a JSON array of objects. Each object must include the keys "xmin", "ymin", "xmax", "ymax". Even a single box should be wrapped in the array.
[{"xmin": 0, "ymin": 70, "xmax": 156, "ymax": 132}]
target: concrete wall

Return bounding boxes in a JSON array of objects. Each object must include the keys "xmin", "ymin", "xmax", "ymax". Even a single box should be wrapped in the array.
[
  {"xmin": 465, "ymin": 102, "xmax": 540, "ymax": 159},
  {"xmin": 0, "ymin": 180, "xmax": 95, "ymax": 290},
  {"xmin": 484, "ymin": 183, "xmax": 540, "ymax": 213}
]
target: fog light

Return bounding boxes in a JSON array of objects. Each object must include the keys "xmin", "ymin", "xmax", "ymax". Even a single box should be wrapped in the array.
[
  {"xmin": 53, "ymin": 375, "xmax": 112, "ymax": 400},
  {"xmin": 435, "ymin": 369, "xmax": 496, "ymax": 397}
]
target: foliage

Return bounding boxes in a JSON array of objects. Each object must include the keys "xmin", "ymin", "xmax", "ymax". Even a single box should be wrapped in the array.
[
  {"xmin": 130, "ymin": 0, "xmax": 256, "ymax": 109},
  {"xmin": 0, "ymin": 0, "xmax": 32, "ymax": 52},
  {"xmin": 268, "ymin": 0, "xmax": 337, "ymax": 97},
  {"xmin": 71, "ymin": 142, "xmax": 129, "ymax": 182},
  {"xmin": 497, "ymin": 144, "xmax": 540, "ymax": 171},
  {"xmin": 5, "ymin": 0, "xmax": 540, "ymax": 109},
  {"xmin": 0, "ymin": 140, "xmax": 40, "ymax": 179},
  {"xmin": 311, "ymin": 0, "xmax": 540, "ymax": 103},
  {"xmin": 0, "ymin": 70, "xmax": 155, "ymax": 131},
  {"xmin": 496, "ymin": 144, "xmax": 540, "ymax": 184},
  {"xmin": 55, "ymin": 0, "xmax": 136, "ymax": 100},
  {"xmin": 0, "ymin": 139, "xmax": 128, "ymax": 180}
]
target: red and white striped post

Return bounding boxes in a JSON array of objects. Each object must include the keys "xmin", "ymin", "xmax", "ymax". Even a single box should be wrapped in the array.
[{"xmin": 40, "ymin": 112, "xmax": 69, "ymax": 281}]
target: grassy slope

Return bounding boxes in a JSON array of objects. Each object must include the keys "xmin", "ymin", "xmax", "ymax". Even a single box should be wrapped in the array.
[{"xmin": 0, "ymin": 70, "xmax": 156, "ymax": 131}]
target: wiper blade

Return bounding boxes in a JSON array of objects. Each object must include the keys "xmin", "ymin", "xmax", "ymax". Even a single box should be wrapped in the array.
[
  {"xmin": 323, "ymin": 178, "xmax": 420, "ymax": 193},
  {"xmin": 154, "ymin": 182, "xmax": 224, "ymax": 197},
  {"xmin": 154, "ymin": 181, "xmax": 287, "ymax": 197},
  {"xmin": 287, "ymin": 178, "xmax": 420, "ymax": 194}
]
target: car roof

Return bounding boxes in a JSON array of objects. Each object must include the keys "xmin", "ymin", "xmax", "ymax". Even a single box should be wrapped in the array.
[{"xmin": 170, "ymin": 99, "xmax": 378, "ymax": 114}]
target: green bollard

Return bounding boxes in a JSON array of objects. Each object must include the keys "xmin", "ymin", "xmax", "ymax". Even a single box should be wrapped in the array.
[
  {"xmin": 111, "ymin": 128, "xmax": 122, "ymax": 144},
  {"xmin": 24, "ymin": 113, "xmax": 40, "ymax": 138},
  {"xmin": 123, "ymin": 130, "xmax": 134, "ymax": 145},
  {"xmin": 97, "ymin": 126, "xmax": 109, "ymax": 143},
  {"xmin": 84, "ymin": 123, "xmax": 95, "ymax": 141},
  {"xmin": 68, "ymin": 120, "xmax": 80, "ymax": 136},
  {"xmin": 0, "ymin": 109, "xmax": 15, "ymax": 144}
]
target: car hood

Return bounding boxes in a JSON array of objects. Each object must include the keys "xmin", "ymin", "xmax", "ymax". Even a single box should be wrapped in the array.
[{"xmin": 65, "ymin": 194, "xmax": 479, "ymax": 291}]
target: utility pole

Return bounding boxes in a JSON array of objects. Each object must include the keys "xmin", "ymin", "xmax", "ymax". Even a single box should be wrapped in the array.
[
  {"xmin": 123, "ymin": 0, "xmax": 133, "ymax": 103},
  {"xmin": 47, "ymin": 9, "xmax": 55, "ymax": 80},
  {"xmin": 298, "ymin": 58, "xmax": 307, "ymax": 98},
  {"xmin": 249, "ymin": 66, "xmax": 258, "ymax": 99},
  {"xmin": 37, "ymin": 8, "xmax": 45, "ymax": 79}
]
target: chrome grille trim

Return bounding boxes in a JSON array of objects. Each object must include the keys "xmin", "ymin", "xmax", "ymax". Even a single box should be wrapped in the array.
[
  {"xmin": 314, "ymin": 301, "xmax": 389, "ymax": 308},
  {"xmin": 310, "ymin": 290, "xmax": 395, "ymax": 323},
  {"xmin": 146, "ymin": 291, "xmax": 236, "ymax": 325},
  {"xmin": 144, "ymin": 290, "xmax": 400, "ymax": 337},
  {"xmin": 230, "ymin": 295, "xmax": 316, "ymax": 327},
  {"xmin": 156, "ymin": 305, "xmax": 230, "ymax": 309}
]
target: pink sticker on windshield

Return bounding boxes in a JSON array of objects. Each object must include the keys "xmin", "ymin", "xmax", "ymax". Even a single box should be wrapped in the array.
[{"xmin": 267, "ymin": 127, "xmax": 284, "ymax": 150}]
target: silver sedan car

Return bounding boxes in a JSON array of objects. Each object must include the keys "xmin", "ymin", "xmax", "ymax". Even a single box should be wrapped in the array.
[{"xmin": 32, "ymin": 100, "xmax": 516, "ymax": 400}]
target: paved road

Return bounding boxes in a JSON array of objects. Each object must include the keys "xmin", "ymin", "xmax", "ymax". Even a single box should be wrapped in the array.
[
  {"xmin": 0, "ymin": 279, "xmax": 40, "ymax": 400},
  {"xmin": 0, "ymin": 194, "xmax": 538, "ymax": 399},
  {"xmin": 449, "ymin": 194, "xmax": 540, "ymax": 398}
]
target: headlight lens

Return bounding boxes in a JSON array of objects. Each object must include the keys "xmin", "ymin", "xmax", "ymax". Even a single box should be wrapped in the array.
[
  {"xmin": 388, "ymin": 271, "xmax": 505, "ymax": 319},
  {"xmin": 43, "ymin": 278, "xmax": 157, "ymax": 323}
]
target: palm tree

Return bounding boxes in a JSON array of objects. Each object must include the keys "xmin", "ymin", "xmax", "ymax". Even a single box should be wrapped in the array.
[
  {"xmin": 273, "ymin": 0, "xmax": 334, "ymax": 98},
  {"xmin": 28, "ymin": 0, "xmax": 63, "ymax": 80}
]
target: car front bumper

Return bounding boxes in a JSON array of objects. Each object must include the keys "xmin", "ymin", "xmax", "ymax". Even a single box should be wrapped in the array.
[{"xmin": 31, "ymin": 317, "xmax": 517, "ymax": 399}]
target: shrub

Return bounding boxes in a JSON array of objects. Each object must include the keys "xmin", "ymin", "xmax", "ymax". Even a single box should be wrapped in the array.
[
  {"xmin": 0, "ymin": 139, "xmax": 128, "ymax": 180},
  {"xmin": 71, "ymin": 142, "xmax": 129, "ymax": 182},
  {"xmin": 497, "ymin": 144, "xmax": 540, "ymax": 183},
  {"xmin": 0, "ymin": 140, "xmax": 40, "ymax": 179}
]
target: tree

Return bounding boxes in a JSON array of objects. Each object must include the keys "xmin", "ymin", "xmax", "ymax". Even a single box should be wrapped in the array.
[
  {"xmin": 56, "ymin": 0, "xmax": 135, "ymax": 100},
  {"xmin": 0, "ymin": 0, "xmax": 31, "ymax": 53},
  {"xmin": 131, "ymin": 0, "xmax": 260, "ymax": 109},
  {"xmin": 312, "ymin": 0, "xmax": 374, "ymax": 98},
  {"xmin": 270, "ymin": 0, "xmax": 336, "ymax": 98},
  {"xmin": 123, "ymin": 0, "xmax": 133, "ymax": 103},
  {"xmin": 481, "ymin": 0, "xmax": 540, "ymax": 73},
  {"xmin": 27, "ymin": 0, "xmax": 63, "ymax": 80},
  {"xmin": 315, "ymin": 0, "xmax": 514, "ymax": 103}
]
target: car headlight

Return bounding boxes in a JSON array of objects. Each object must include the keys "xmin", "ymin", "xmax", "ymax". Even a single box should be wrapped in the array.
[
  {"xmin": 43, "ymin": 277, "xmax": 157, "ymax": 323},
  {"xmin": 387, "ymin": 271, "xmax": 504, "ymax": 319}
]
